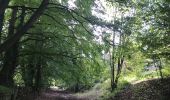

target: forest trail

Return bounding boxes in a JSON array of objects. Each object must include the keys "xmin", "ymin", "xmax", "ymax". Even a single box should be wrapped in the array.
[
  {"xmin": 36, "ymin": 89, "xmax": 80, "ymax": 100},
  {"xmin": 16, "ymin": 77, "xmax": 170, "ymax": 100},
  {"xmin": 35, "ymin": 87, "xmax": 101, "ymax": 100}
]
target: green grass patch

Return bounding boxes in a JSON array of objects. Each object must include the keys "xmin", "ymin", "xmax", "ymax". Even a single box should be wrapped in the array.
[{"xmin": 99, "ymin": 79, "xmax": 130, "ymax": 100}]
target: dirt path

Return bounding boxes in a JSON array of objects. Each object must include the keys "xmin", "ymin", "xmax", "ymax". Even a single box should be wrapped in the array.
[
  {"xmin": 35, "ymin": 89, "xmax": 80, "ymax": 100},
  {"xmin": 35, "ymin": 88, "xmax": 101, "ymax": 100}
]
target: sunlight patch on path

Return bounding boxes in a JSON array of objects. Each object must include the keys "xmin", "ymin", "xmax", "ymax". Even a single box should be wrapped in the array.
[{"xmin": 74, "ymin": 83, "xmax": 103, "ymax": 100}]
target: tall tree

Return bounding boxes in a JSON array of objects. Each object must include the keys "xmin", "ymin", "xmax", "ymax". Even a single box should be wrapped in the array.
[{"xmin": 0, "ymin": 0, "xmax": 49, "ymax": 53}]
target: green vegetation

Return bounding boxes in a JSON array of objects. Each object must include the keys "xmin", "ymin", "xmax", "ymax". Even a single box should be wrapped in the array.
[
  {"xmin": 0, "ymin": 0, "xmax": 170, "ymax": 100},
  {"xmin": 0, "ymin": 85, "xmax": 12, "ymax": 94}
]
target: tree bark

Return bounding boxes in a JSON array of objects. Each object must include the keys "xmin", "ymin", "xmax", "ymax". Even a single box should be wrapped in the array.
[
  {"xmin": 0, "ymin": 8, "xmax": 18, "ymax": 87},
  {"xmin": 35, "ymin": 60, "xmax": 42, "ymax": 93},
  {"xmin": 0, "ymin": 0, "xmax": 10, "ymax": 37},
  {"xmin": 111, "ymin": 26, "xmax": 116, "ymax": 91},
  {"xmin": 158, "ymin": 58, "xmax": 163, "ymax": 79},
  {"xmin": 111, "ymin": 51, "xmax": 116, "ymax": 90},
  {"xmin": 115, "ymin": 57, "xmax": 124, "ymax": 84},
  {"xmin": 0, "ymin": 0, "xmax": 49, "ymax": 53}
]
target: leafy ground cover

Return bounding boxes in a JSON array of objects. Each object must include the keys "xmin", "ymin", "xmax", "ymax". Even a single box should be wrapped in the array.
[{"xmin": 111, "ymin": 77, "xmax": 170, "ymax": 100}]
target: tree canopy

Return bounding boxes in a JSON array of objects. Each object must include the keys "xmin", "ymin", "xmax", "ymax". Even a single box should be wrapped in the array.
[{"xmin": 0, "ymin": 0, "xmax": 170, "ymax": 100}]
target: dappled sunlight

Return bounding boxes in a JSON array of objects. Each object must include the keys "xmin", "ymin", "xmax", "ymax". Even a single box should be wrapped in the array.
[{"xmin": 0, "ymin": 0, "xmax": 169, "ymax": 100}]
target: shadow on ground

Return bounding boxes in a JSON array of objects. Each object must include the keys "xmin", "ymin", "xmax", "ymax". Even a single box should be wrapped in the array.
[{"xmin": 112, "ymin": 77, "xmax": 170, "ymax": 100}]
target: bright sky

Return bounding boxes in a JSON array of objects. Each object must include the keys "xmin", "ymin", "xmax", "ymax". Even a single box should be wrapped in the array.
[
  {"xmin": 68, "ymin": 0, "xmax": 77, "ymax": 9},
  {"xmin": 67, "ymin": 0, "xmax": 134, "ymax": 45},
  {"xmin": 91, "ymin": 0, "xmax": 120, "ymax": 44}
]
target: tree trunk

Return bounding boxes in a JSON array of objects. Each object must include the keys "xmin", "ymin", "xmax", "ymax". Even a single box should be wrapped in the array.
[
  {"xmin": 154, "ymin": 57, "xmax": 163, "ymax": 79},
  {"xmin": 111, "ymin": 25, "xmax": 116, "ymax": 91},
  {"xmin": 0, "ymin": 0, "xmax": 49, "ymax": 53},
  {"xmin": 115, "ymin": 57, "xmax": 124, "ymax": 84},
  {"xmin": 0, "ymin": 8, "xmax": 18, "ymax": 87},
  {"xmin": 34, "ymin": 60, "xmax": 42, "ymax": 93},
  {"xmin": 158, "ymin": 58, "xmax": 163, "ymax": 79},
  {"xmin": 111, "ymin": 53, "xmax": 117, "ymax": 90},
  {"xmin": 0, "ymin": 0, "xmax": 10, "ymax": 36}
]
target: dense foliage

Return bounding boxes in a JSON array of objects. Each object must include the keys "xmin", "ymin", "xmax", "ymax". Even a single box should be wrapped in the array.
[{"xmin": 0, "ymin": 0, "xmax": 169, "ymax": 100}]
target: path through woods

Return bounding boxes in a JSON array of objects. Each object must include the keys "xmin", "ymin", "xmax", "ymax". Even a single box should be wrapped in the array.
[
  {"xmin": 35, "ymin": 87, "xmax": 101, "ymax": 100},
  {"xmin": 36, "ymin": 89, "xmax": 80, "ymax": 100}
]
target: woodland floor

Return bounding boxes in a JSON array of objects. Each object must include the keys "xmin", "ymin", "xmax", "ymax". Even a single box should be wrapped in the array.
[
  {"xmin": 112, "ymin": 77, "xmax": 170, "ymax": 100},
  {"xmin": 17, "ymin": 86, "xmax": 101, "ymax": 100},
  {"xmin": 35, "ymin": 88, "xmax": 101, "ymax": 100},
  {"xmin": 18, "ymin": 77, "xmax": 170, "ymax": 100},
  {"xmin": 35, "ymin": 89, "xmax": 83, "ymax": 100}
]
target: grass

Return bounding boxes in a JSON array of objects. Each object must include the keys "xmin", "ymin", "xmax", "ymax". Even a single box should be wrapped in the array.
[
  {"xmin": 97, "ymin": 64, "xmax": 170, "ymax": 100},
  {"xmin": 96, "ymin": 78, "xmax": 130, "ymax": 100}
]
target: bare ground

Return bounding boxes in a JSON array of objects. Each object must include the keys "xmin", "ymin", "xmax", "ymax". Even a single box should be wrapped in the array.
[{"xmin": 35, "ymin": 87, "xmax": 101, "ymax": 100}]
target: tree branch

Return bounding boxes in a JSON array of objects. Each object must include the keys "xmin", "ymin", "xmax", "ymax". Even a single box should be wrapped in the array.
[{"xmin": 0, "ymin": 0, "xmax": 50, "ymax": 53}]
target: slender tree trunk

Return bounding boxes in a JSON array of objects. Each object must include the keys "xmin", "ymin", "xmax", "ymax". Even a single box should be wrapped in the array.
[
  {"xmin": 111, "ymin": 51, "xmax": 117, "ymax": 90},
  {"xmin": 115, "ymin": 57, "xmax": 124, "ymax": 84},
  {"xmin": 35, "ymin": 60, "xmax": 42, "ymax": 93},
  {"xmin": 158, "ymin": 58, "xmax": 163, "ymax": 79},
  {"xmin": 154, "ymin": 57, "xmax": 163, "ymax": 79},
  {"xmin": 111, "ymin": 28, "xmax": 116, "ymax": 91},
  {"xmin": 110, "ymin": 51, "xmax": 115, "ymax": 90},
  {"xmin": 34, "ymin": 31, "xmax": 44, "ymax": 93}
]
